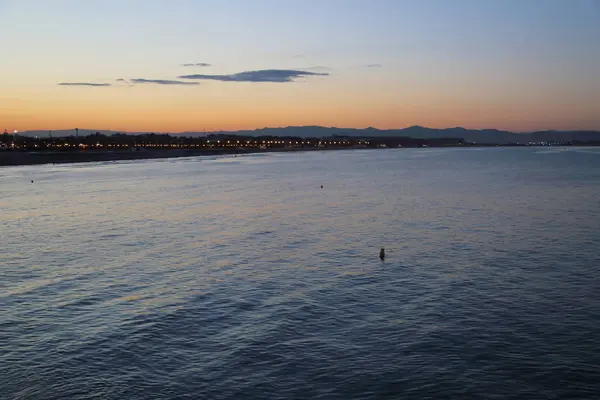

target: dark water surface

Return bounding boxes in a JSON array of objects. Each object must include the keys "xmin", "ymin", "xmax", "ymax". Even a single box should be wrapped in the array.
[{"xmin": 2, "ymin": 147, "xmax": 600, "ymax": 399}]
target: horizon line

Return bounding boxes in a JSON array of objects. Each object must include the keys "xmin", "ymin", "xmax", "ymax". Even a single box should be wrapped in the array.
[{"xmin": 9, "ymin": 125, "xmax": 600, "ymax": 135}]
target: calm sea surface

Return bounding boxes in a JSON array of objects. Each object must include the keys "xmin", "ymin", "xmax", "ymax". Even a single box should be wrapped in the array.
[{"xmin": 2, "ymin": 147, "xmax": 600, "ymax": 399}]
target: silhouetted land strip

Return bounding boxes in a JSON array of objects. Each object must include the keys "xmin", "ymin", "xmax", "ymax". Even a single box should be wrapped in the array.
[
  {"xmin": 0, "ymin": 148, "xmax": 250, "ymax": 166},
  {"xmin": 1, "ymin": 132, "xmax": 598, "ymax": 166},
  {"xmin": 0, "ymin": 147, "xmax": 357, "ymax": 166},
  {"xmin": 16, "ymin": 126, "xmax": 600, "ymax": 144},
  {"xmin": 0, "ymin": 133, "xmax": 458, "ymax": 166}
]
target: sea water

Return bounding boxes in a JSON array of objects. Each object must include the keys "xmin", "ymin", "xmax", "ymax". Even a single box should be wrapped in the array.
[{"xmin": 2, "ymin": 147, "xmax": 600, "ymax": 399}]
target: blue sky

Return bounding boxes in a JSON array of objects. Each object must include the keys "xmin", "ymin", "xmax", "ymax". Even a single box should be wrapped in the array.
[{"xmin": 2, "ymin": 0, "xmax": 599, "ymax": 132}]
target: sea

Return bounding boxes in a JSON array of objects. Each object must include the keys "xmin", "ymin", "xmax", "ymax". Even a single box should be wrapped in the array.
[{"xmin": 2, "ymin": 147, "xmax": 600, "ymax": 399}]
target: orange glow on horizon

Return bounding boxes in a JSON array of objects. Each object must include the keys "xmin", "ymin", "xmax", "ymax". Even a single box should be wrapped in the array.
[{"xmin": 2, "ymin": 80, "xmax": 599, "ymax": 133}]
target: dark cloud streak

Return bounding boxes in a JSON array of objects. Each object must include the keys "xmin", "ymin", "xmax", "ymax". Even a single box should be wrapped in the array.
[
  {"xmin": 58, "ymin": 82, "xmax": 111, "ymax": 87},
  {"xmin": 116, "ymin": 78, "xmax": 133, "ymax": 87},
  {"xmin": 182, "ymin": 63, "xmax": 211, "ymax": 67},
  {"xmin": 131, "ymin": 78, "xmax": 199, "ymax": 85},
  {"xmin": 178, "ymin": 69, "xmax": 328, "ymax": 83},
  {"xmin": 303, "ymin": 66, "xmax": 332, "ymax": 71}
]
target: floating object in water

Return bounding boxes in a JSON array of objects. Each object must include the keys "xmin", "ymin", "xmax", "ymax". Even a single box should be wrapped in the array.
[
  {"xmin": 320, "ymin": 185, "xmax": 323, "ymax": 188},
  {"xmin": 31, "ymin": 180, "xmax": 34, "ymax": 183},
  {"xmin": 379, "ymin": 248, "xmax": 385, "ymax": 260}
]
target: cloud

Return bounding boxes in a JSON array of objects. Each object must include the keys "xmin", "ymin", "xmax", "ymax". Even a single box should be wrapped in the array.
[
  {"xmin": 116, "ymin": 78, "xmax": 133, "ymax": 87},
  {"xmin": 366, "ymin": 64, "xmax": 382, "ymax": 68},
  {"xmin": 304, "ymin": 66, "xmax": 332, "ymax": 71},
  {"xmin": 178, "ymin": 69, "xmax": 328, "ymax": 83},
  {"xmin": 58, "ymin": 82, "xmax": 111, "ymax": 87},
  {"xmin": 131, "ymin": 78, "xmax": 199, "ymax": 85},
  {"xmin": 182, "ymin": 63, "xmax": 211, "ymax": 67}
]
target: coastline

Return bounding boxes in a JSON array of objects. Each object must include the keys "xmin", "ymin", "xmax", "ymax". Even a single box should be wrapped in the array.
[
  {"xmin": 2, "ymin": 144, "xmax": 594, "ymax": 167},
  {"xmin": 0, "ymin": 147, "xmax": 345, "ymax": 167}
]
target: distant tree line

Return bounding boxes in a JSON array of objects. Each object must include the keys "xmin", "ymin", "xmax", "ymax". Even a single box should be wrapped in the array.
[
  {"xmin": 3, "ymin": 131, "xmax": 597, "ymax": 152},
  {"xmin": 1, "ymin": 132, "xmax": 469, "ymax": 151}
]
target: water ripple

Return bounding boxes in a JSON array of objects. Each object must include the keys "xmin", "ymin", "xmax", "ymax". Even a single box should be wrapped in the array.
[{"xmin": 2, "ymin": 148, "xmax": 600, "ymax": 399}]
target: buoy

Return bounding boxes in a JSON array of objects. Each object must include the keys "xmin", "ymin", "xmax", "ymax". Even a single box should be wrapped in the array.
[
  {"xmin": 31, "ymin": 180, "xmax": 34, "ymax": 183},
  {"xmin": 379, "ymin": 248, "xmax": 385, "ymax": 260},
  {"xmin": 320, "ymin": 185, "xmax": 323, "ymax": 188}
]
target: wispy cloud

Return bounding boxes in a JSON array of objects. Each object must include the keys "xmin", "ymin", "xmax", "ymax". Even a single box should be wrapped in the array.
[
  {"xmin": 116, "ymin": 78, "xmax": 132, "ymax": 86},
  {"xmin": 182, "ymin": 63, "xmax": 211, "ymax": 67},
  {"xmin": 178, "ymin": 69, "xmax": 328, "ymax": 83},
  {"xmin": 58, "ymin": 82, "xmax": 111, "ymax": 87},
  {"xmin": 366, "ymin": 64, "xmax": 382, "ymax": 68},
  {"xmin": 303, "ymin": 66, "xmax": 332, "ymax": 71},
  {"xmin": 131, "ymin": 78, "xmax": 199, "ymax": 85}
]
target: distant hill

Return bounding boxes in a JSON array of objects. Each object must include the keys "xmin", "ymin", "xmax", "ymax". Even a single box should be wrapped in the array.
[
  {"xmin": 17, "ymin": 129, "xmax": 152, "ymax": 138},
  {"xmin": 17, "ymin": 126, "xmax": 600, "ymax": 144}
]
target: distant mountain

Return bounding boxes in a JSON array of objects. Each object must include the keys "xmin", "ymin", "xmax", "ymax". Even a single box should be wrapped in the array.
[
  {"xmin": 17, "ymin": 129, "xmax": 147, "ymax": 138},
  {"xmin": 185, "ymin": 126, "xmax": 600, "ymax": 144},
  {"xmin": 17, "ymin": 126, "xmax": 600, "ymax": 144}
]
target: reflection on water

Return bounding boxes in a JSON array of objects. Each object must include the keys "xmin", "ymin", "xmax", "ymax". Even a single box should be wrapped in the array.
[{"xmin": 2, "ymin": 147, "xmax": 600, "ymax": 399}]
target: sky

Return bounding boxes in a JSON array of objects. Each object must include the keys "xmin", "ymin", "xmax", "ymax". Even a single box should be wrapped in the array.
[{"xmin": 2, "ymin": 0, "xmax": 599, "ymax": 133}]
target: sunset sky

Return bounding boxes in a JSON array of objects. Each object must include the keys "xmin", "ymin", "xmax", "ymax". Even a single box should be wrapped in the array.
[{"xmin": 2, "ymin": 0, "xmax": 599, "ymax": 133}]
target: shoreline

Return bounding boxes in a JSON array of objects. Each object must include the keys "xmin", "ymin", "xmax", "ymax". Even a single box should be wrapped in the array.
[
  {"xmin": 0, "ymin": 147, "xmax": 352, "ymax": 167},
  {"xmin": 1, "ymin": 144, "xmax": 595, "ymax": 167}
]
